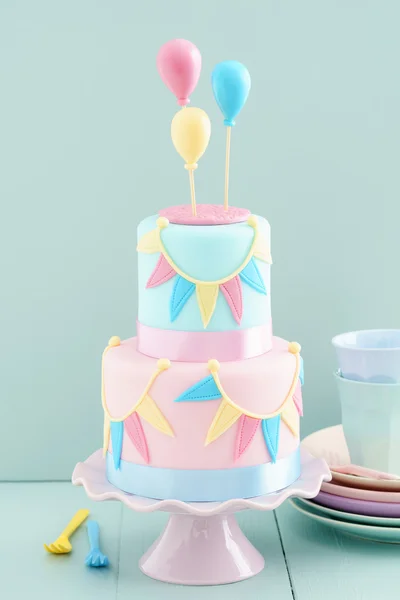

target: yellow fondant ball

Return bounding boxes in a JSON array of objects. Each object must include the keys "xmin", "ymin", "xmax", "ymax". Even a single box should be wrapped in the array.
[
  {"xmin": 247, "ymin": 215, "xmax": 258, "ymax": 228},
  {"xmin": 157, "ymin": 217, "xmax": 169, "ymax": 229},
  {"xmin": 288, "ymin": 342, "xmax": 301, "ymax": 354},
  {"xmin": 108, "ymin": 336, "xmax": 121, "ymax": 347},
  {"xmin": 208, "ymin": 359, "xmax": 220, "ymax": 372},
  {"xmin": 157, "ymin": 358, "xmax": 171, "ymax": 370}
]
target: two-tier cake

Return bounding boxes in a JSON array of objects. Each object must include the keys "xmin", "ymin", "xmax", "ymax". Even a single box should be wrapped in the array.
[{"xmin": 101, "ymin": 204, "xmax": 304, "ymax": 502}]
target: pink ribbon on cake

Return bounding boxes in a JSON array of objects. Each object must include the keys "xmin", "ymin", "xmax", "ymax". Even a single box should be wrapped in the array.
[{"xmin": 137, "ymin": 320, "xmax": 273, "ymax": 362}]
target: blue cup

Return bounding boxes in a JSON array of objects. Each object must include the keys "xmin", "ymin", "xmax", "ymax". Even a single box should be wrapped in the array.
[
  {"xmin": 332, "ymin": 329, "xmax": 400, "ymax": 383},
  {"xmin": 334, "ymin": 371, "xmax": 400, "ymax": 474}
]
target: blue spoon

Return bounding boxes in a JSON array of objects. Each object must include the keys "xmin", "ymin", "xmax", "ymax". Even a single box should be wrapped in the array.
[{"xmin": 85, "ymin": 521, "xmax": 109, "ymax": 568}]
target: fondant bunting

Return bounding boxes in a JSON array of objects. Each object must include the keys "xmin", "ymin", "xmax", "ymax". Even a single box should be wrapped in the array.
[
  {"xmin": 136, "ymin": 394, "xmax": 174, "ymax": 437},
  {"xmin": 261, "ymin": 415, "xmax": 281, "ymax": 463},
  {"xmin": 196, "ymin": 284, "xmax": 219, "ymax": 328},
  {"xmin": 220, "ymin": 276, "xmax": 243, "ymax": 324},
  {"xmin": 124, "ymin": 412, "xmax": 150, "ymax": 464},
  {"xmin": 146, "ymin": 254, "xmax": 176, "ymax": 288},
  {"xmin": 103, "ymin": 416, "xmax": 110, "ymax": 457},
  {"xmin": 136, "ymin": 228, "xmax": 161, "ymax": 254},
  {"xmin": 281, "ymin": 398, "xmax": 299, "ymax": 437},
  {"xmin": 205, "ymin": 399, "xmax": 242, "ymax": 446},
  {"xmin": 239, "ymin": 257, "xmax": 267, "ymax": 295},
  {"xmin": 110, "ymin": 421, "xmax": 124, "ymax": 470},
  {"xmin": 138, "ymin": 218, "xmax": 270, "ymax": 327},
  {"xmin": 173, "ymin": 349, "xmax": 301, "ymax": 454},
  {"xmin": 293, "ymin": 381, "xmax": 303, "ymax": 417},
  {"xmin": 102, "ymin": 350, "xmax": 174, "ymax": 463},
  {"xmin": 174, "ymin": 374, "xmax": 222, "ymax": 402},
  {"xmin": 235, "ymin": 414, "xmax": 261, "ymax": 460},
  {"xmin": 299, "ymin": 356, "xmax": 304, "ymax": 386},
  {"xmin": 170, "ymin": 275, "xmax": 196, "ymax": 321},
  {"xmin": 253, "ymin": 235, "xmax": 272, "ymax": 264}
]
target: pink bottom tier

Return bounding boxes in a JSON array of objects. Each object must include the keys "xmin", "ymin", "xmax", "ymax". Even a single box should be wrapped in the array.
[{"xmin": 102, "ymin": 336, "xmax": 303, "ymax": 500}]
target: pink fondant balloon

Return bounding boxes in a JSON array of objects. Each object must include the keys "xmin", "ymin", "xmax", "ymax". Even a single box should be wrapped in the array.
[{"xmin": 157, "ymin": 39, "xmax": 201, "ymax": 106}]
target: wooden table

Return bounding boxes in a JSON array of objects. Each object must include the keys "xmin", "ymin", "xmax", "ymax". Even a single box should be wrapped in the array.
[{"xmin": 2, "ymin": 482, "xmax": 398, "ymax": 599}]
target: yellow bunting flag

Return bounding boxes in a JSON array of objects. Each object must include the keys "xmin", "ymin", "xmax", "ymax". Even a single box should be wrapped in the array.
[
  {"xmin": 137, "ymin": 228, "xmax": 161, "ymax": 254},
  {"xmin": 253, "ymin": 234, "xmax": 272, "ymax": 264},
  {"xmin": 136, "ymin": 394, "xmax": 174, "ymax": 437},
  {"xmin": 205, "ymin": 398, "xmax": 242, "ymax": 445},
  {"xmin": 196, "ymin": 284, "xmax": 219, "ymax": 328},
  {"xmin": 103, "ymin": 416, "xmax": 110, "ymax": 456},
  {"xmin": 281, "ymin": 398, "xmax": 299, "ymax": 437}
]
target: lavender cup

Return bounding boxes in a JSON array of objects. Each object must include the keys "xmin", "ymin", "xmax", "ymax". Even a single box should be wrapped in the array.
[{"xmin": 332, "ymin": 329, "xmax": 400, "ymax": 383}]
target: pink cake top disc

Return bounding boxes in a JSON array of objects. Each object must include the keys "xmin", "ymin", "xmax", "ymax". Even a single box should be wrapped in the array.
[{"xmin": 158, "ymin": 204, "xmax": 250, "ymax": 225}]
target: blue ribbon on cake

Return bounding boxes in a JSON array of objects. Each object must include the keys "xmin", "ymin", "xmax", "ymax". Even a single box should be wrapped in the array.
[{"xmin": 106, "ymin": 449, "xmax": 301, "ymax": 502}]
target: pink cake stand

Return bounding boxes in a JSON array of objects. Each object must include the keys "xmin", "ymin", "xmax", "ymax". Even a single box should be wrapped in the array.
[{"xmin": 72, "ymin": 448, "xmax": 330, "ymax": 586}]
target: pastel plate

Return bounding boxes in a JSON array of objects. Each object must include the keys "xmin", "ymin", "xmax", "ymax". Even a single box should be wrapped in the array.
[
  {"xmin": 302, "ymin": 425, "xmax": 400, "ymax": 492},
  {"xmin": 290, "ymin": 498, "xmax": 400, "ymax": 544},
  {"xmin": 331, "ymin": 470, "xmax": 400, "ymax": 491},
  {"xmin": 294, "ymin": 496, "xmax": 400, "ymax": 527},
  {"xmin": 321, "ymin": 481, "xmax": 400, "ymax": 503},
  {"xmin": 313, "ymin": 491, "xmax": 400, "ymax": 517}
]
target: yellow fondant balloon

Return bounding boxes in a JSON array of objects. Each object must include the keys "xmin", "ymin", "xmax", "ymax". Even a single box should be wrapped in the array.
[{"xmin": 171, "ymin": 107, "xmax": 211, "ymax": 168}]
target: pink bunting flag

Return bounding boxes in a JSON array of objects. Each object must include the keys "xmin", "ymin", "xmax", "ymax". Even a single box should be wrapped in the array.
[
  {"xmin": 124, "ymin": 412, "xmax": 150, "ymax": 464},
  {"xmin": 235, "ymin": 414, "xmax": 261, "ymax": 460},
  {"xmin": 220, "ymin": 275, "xmax": 243, "ymax": 324},
  {"xmin": 293, "ymin": 381, "xmax": 303, "ymax": 417},
  {"xmin": 146, "ymin": 254, "xmax": 176, "ymax": 288}
]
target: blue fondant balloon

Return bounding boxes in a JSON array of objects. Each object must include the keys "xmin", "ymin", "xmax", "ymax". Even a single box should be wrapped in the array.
[{"xmin": 211, "ymin": 61, "xmax": 251, "ymax": 126}]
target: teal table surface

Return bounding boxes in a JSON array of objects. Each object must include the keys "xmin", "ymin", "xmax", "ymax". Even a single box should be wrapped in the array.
[{"xmin": 1, "ymin": 483, "xmax": 398, "ymax": 599}]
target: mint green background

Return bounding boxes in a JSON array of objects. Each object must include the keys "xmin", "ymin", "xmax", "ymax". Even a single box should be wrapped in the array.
[{"xmin": 1, "ymin": 1, "xmax": 399, "ymax": 480}]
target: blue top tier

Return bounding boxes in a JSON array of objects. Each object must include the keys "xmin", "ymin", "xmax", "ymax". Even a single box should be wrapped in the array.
[{"xmin": 137, "ymin": 214, "xmax": 271, "ymax": 333}]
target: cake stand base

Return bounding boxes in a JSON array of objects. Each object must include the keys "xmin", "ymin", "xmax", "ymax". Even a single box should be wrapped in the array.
[
  {"xmin": 140, "ymin": 512, "xmax": 264, "ymax": 585},
  {"xmin": 72, "ymin": 448, "xmax": 330, "ymax": 586}
]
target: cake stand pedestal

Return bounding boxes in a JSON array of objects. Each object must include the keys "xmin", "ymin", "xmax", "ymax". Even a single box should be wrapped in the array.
[
  {"xmin": 72, "ymin": 449, "xmax": 330, "ymax": 586},
  {"xmin": 139, "ymin": 512, "xmax": 264, "ymax": 585}
]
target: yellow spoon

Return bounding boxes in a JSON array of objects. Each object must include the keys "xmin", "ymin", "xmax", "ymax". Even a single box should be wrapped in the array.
[{"xmin": 44, "ymin": 509, "xmax": 89, "ymax": 554}]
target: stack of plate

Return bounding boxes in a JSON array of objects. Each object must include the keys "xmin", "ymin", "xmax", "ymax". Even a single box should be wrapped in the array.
[{"xmin": 291, "ymin": 425, "xmax": 400, "ymax": 543}]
